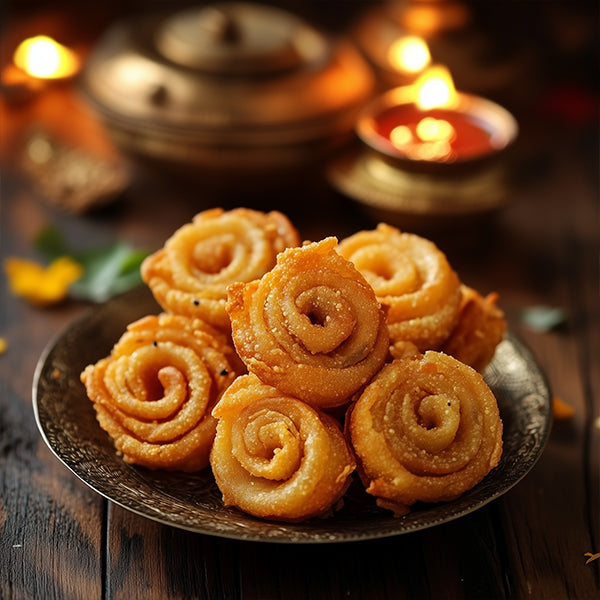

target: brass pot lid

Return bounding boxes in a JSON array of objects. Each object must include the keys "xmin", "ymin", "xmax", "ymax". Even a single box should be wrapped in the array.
[
  {"xmin": 155, "ymin": 2, "xmax": 325, "ymax": 74},
  {"xmin": 79, "ymin": 2, "xmax": 374, "ymax": 147}
]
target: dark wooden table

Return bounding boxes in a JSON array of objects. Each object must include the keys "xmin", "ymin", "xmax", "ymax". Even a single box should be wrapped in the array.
[{"xmin": 1, "ymin": 3, "xmax": 599, "ymax": 599}]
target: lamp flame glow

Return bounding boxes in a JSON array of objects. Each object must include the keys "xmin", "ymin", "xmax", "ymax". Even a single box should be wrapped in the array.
[
  {"xmin": 13, "ymin": 35, "xmax": 79, "ymax": 80},
  {"xmin": 387, "ymin": 65, "xmax": 460, "ymax": 161},
  {"xmin": 414, "ymin": 65, "xmax": 457, "ymax": 110},
  {"xmin": 388, "ymin": 36, "xmax": 431, "ymax": 74}
]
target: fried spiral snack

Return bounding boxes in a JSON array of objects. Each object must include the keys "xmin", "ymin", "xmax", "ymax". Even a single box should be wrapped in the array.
[
  {"xmin": 210, "ymin": 373, "xmax": 355, "ymax": 522},
  {"xmin": 141, "ymin": 208, "xmax": 301, "ymax": 331},
  {"xmin": 81, "ymin": 313, "xmax": 238, "ymax": 472},
  {"xmin": 441, "ymin": 285, "xmax": 507, "ymax": 372},
  {"xmin": 227, "ymin": 237, "xmax": 390, "ymax": 408},
  {"xmin": 337, "ymin": 223, "xmax": 462, "ymax": 351},
  {"xmin": 347, "ymin": 351, "xmax": 503, "ymax": 515}
]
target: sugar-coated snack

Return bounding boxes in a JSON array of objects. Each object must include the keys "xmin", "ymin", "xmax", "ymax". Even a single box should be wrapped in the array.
[
  {"xmin": 210, "ymin": 373, "xmax": 355, "ymax": 522},
  {"xmin": 337, "ymin": 223, "xmax": 462, "ymax": 351},
  {"xmin": 81, "ymin": 313, "xmax": 238, "ymax": 472},
  {"xmin": 347, "ymin": 351, "xmax": 503, "ymax": 516},
  {"xmin": 141, "ymin": 208, "xmax": 301, "ymax": 331},
  {"xmin": 226, "ymin": 237, "xmax": 390, "ymax": 408},
  {"xmin": 441, "ymin": 285, "xmax": 507, "ymax": 372}
]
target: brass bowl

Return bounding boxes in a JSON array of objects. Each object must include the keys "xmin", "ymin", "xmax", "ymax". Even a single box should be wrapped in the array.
[
  {"xmin": 328, "ymin": 84, "xmax": 519, "ymax": 234},
  {"xmin": 79, "ymin": 2, "xmax": 374, "ymax": 180},
  {"xmin": 356, "ymin": 85, "xmax": 519, "ymax": 172}
]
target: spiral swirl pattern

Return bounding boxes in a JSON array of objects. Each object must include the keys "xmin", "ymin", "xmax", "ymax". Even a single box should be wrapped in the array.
[
  {"xmin": 337, "ymin": 223, "xmax": 462, "ymax": 351},
  {"xmin": 347, "ymin": 351, "xmax": 503, "ymax": 515},
  {"xmin": 141, "ymin": 208, "xmax": 300, "ymax": 331},
  {"xmin": 81, "ymin": 313, "xmax": 238, "ymax": 471},
  {"xmin": 210, "ymin": 374, "xmax": 355, "ymax": 522},
  {"xmin": 227, "ymin": 237, "xmax": 390, "ymax": 408}
]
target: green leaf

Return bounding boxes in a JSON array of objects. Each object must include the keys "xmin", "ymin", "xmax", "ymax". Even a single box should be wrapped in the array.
[
  {"xmin": 31, "ymin": 224, "xmax": 149, "ymax": 303},
  {"xmin": 69, "ymin": 241, "xmax": 148, "ymax": 303}
]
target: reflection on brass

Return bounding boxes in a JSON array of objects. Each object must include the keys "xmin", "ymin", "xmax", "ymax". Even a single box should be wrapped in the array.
[
  {"xmin": 79, "ymin": 2, "xmax": 375, "ymax": 174},
  {"xmin": 155, "ymin": 3, "xmax": 323, "ymax": 74}
]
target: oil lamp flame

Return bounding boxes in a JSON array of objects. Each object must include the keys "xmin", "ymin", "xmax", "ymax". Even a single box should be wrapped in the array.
[
  {"xmin": 13, "ymin": 36, "xmax": 79, "ymax": 80},
  {"xmin": 388, "ymin": 64, "xmax": 460, "ymax": 162},
  {"xmin": 387, "ymin": 36, "xmax": 431, "ymax": 74},
  {"xmin": 414, "ymin": 65, "xmax": 457, "ymax": 110}
]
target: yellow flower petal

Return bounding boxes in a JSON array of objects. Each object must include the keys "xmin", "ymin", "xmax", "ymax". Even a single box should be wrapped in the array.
[
  {"xmin": 4, "ymin": 256, "xmax": 83, "ymax": 306},
  {"xmin": 0, "ymin": 337, "xmax": 7, "ymax": 354}
]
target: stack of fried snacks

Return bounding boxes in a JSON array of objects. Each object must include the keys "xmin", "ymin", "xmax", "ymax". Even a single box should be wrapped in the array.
[
  {"xmin": 141, "ymin": 208, "xmax": 300, "ymax": 332},
  {"xmin": 226, "ymin": 237, "xmax": 390, "ymax": 408},
  {"xmin": 81, "ymin": 313, "xmax": 238, "ymax": 472},
  {"xmin": 210, "ymin": 374, "xmax": 355, "ymax": 522},
  {"xmin": 80, "ymin": 207, "xmax": 508, "ymax": 522},
  {"xmin": 347, "ymin": 351, "xmax": 503, "ymax": 515},
  {"xmin": 337, "ymin": 223, "xmax": 462, "ymax": 352}
]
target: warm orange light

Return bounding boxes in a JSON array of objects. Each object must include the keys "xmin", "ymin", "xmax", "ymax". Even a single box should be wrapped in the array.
[
  {"xmin": 399, "ymin": 1, "xmax": 470, "ymax": 36},
  {"xmin": 401, "ymin": 6, "xmax": 443, "ymax": 37},
  {"xmin": 387, "ymin": 36, "xmax": 431, "ymax": 74},
  {"xmin": 390, "ymin": 116, "xmax": 455, "ymax": 161},
  {"xmin": 389, "ymin": 111, "xmax": 457, "ymax": 162},
  {"xmin": 414, "ymin": 65, "xmax": 457, "ymax": 110},
  {"xmin": 390, "ymin": 125, "xmax": 413, "ymax": 147},
  {"xmin": 13, "ymin": 35, "xmax": 79, "ymax": 80},
  {"xmin": 415, "ymin": 117, "xmax": 455, "ymax": 142}
]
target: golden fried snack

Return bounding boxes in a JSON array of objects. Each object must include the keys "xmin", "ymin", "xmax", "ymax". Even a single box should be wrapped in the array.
[
  {"xmin": 347, "ymin": 351, "xmax": 503, "ymax": 515},
  {"xmin": 227, "ymin": 237, "xmax": 390, "ymax": 408},
  {"xmin": 388, "ymin": 340, "xmax": 421, "ymax": 361},
  {"xmin": 337, "ymin": 223, "xmax": 462, "ymax": 351},
  {"xmin": 441, "ymin": 285, "xmax": 507, "ymax": 372},
  {"xmin": 210, "ymin": 373, "xmax": 355, "ymax": 522},
  {"xmin": 141, "ymin": 208, "xmax": 301, "ymax": 331},
  {"xmin": 81, "ymin": 313, "xmax": 238, "ymax": 472}
]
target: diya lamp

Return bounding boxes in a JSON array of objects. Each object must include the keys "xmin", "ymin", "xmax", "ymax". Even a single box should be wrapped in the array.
[
  {"xmin": 78, "ymin": 2, "xmax": 375, "ymax": 192},
  {"xmin": 354, "ymin": 0, "xmax": 533, "ymax": 99},
  {"xmin": 0, "ymin": 33, "xmax": 127, "ymax": 212},
  {"xmin": 353, "ymin": 0, "xmax": 469, "ymax": 88},
  {"xmin": 1, "ymin": 35, "xmax": 81, "ymax": 101},
  {"xmin": 357, "ymin": 65, "xmax": 517, "ymax": 167},
  {"xmin": 13, "ymin": 35, "xmax": 80, "ymax": 80},
  {"xmin": 328, "ymin": 64, "xmax": 519, "ymax": 234}
]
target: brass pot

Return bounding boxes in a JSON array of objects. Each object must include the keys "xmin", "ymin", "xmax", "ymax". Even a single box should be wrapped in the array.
[{"xmin": 79, "ymin": 2, "xmax": 374, "ymax": 180}]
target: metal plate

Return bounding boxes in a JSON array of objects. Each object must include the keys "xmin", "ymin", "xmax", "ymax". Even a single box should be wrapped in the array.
[{"xmin": 33, "ymin": 285, "xmax": 552, "ymax": 543}]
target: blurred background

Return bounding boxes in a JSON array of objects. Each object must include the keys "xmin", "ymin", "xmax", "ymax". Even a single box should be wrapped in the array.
[{"xmin": 1, "ymin": 0, "xmax": 598, "ymax": 241}]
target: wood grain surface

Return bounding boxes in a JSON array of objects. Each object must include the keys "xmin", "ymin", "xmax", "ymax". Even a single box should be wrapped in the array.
[{"xmin": 1, "ymin": 2, "xmax": 598, "ymax": 598}]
